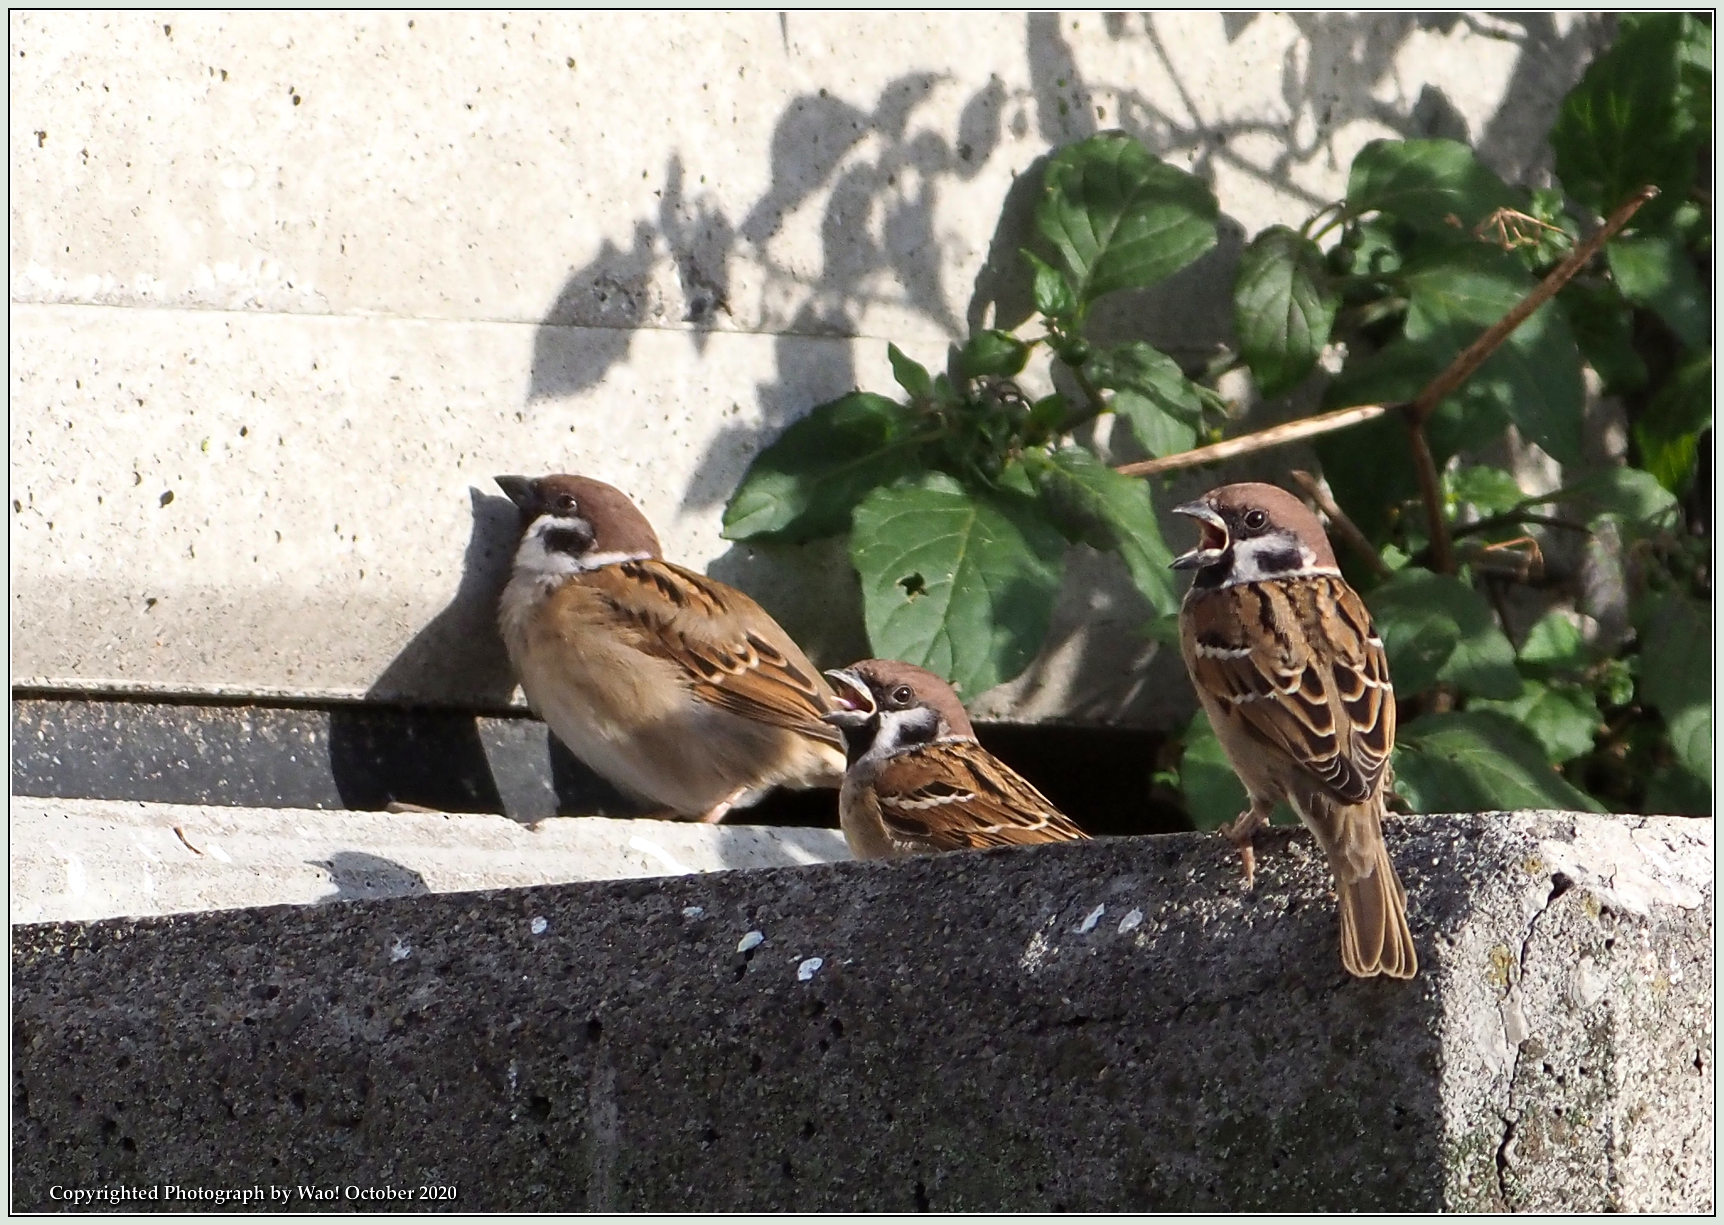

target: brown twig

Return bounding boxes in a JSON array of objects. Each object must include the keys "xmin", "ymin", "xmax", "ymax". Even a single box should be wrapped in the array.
[
  {"xmin": 1114, "ymin": 402, "xmax": 1391, "ymax": 477},
  {"xmin": 1288, "ymin": 469, "xmax": 1393, "ymax": 579}
]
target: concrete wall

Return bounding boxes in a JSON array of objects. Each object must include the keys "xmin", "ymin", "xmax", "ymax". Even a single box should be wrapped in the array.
[
  {"xmin": 11, "ymin": 812, "xmax": 1711, "ymax": 1211},
  {"xmin": 10, "ymin": 12, "xmax": 1610, "ymax": 724}
]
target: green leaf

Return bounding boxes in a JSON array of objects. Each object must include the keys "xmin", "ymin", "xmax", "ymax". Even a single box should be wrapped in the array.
[
  {"xmin": 1551, "ymin": 13, "xmax": 1706, "ymax": 224},
  {"xmin": 1567, "ymin": 467, "xmax": 1679, "ymax": 530},
  {"xmin": 1665, "ymin": 703, "xmax": 1712, "ymax": 787},
  {"xmin": 1345, "ymin": 138, "xmax": 1518, "ymax": 232},
  {"xmin": 1032, "ymin": 447, "xmax": 1177, "ymax": 613},
  {"xmin": 850, "ymin": 472, "xmax": 1066, "ymax": 699},
  {"xmin": 1446, "ymin": 465, "xmax": 1525, "ymax": 514},
  {"xmin": 1671, "ymin": 13, "xmax": 1712, "ymax": 142},
  {"xmin": 1368, "ymin": 569, "xmax": 1522, "ymax": 699},
  {"xmin": 1178, "ymin": 709, "xmax": 1249, "ymax": 831},
  {"xmin": 1634, "ymin": 348, "xmax": 1711, "ymax": 495},
  {"xmin": 887, "ymin": 343, "xmax": 933, "ymax": 401},
  {"xmin": 1607, "ymin": 228, "xmax": 1710, "ymax": 349},
  {"xmin": 1233, "ymin": 225, "xmax": 1340, "ymax": 397},
  {"xmin": 1559, "ymin": 279, "xmax": 1648, "ymax": 394},
  {"xmin": 1518, "ymin": 611, "xmax": 1590, "ymax": 673},
  {"xmin": 1471, "ymin": 681, "xmax": 1602, "ymax": 765},
  {"xmin": 1402, "ymin": 242, "xmax": 1585, "ymax": 465},
  {"xmin": 1644, "ymin": 761, "xmax": 1712, "ymax": 816},
  {"xmin": 1022, "ymin": 248, "xmax": 1077, "ymax": 320},
  {"xmin": 1394, "ymin": 711, "xmax": 1605, "ymax": 813},
  {"xmin": 722, "ymin": 393, "xmax": 929, "ymax": 542},
  {"xmin": 1634, "ymin": 591, "xmax": 1711, "ymax": 716},
  {"xmin": 956, "ymin": 329, "xmax": 1031, "ymax": 380},
  {"xmin": 1037, "ymin": 132, "xmax": 1219, "ymax": 305},
  {"xmin": 1087, "ymin": 341, "xmax": 1202, "ymax": 457}
]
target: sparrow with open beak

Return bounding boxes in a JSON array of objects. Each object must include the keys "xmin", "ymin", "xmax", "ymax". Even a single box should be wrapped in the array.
[
  {"xmin": 821, "ymin": 658, "xmax": 1087, "ymax": 859},
  {"xmin": 1171, "ymin": 482, "xmax": 1416, "ymax": 979},
  {"xmin": 495, "ymin": 474, "xmax": 845, "ymax": 823}
]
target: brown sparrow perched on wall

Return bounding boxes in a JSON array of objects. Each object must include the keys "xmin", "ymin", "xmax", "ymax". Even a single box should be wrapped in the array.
[
  {"xmin": 495, "ymin": 474, "xmax": 845, "ymax": 823},
  {"xmin": 1172, "ymin": 482, "xmax": 1416, "ymax": 980},
  {"xmin": 821, "ymin": 658, "xmax": 1088, "ymax": 859}
]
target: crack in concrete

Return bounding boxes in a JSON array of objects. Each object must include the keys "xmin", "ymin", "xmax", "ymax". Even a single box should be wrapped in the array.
[{"xmin": 1493, "ymin": 870, "xmax": 1574, "ymax": 1206}]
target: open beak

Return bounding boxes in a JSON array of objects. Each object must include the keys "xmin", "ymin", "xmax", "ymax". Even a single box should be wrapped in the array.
[
  {"xmin": 1170, "ymin": 500, "xmax": 1230, "ymax": 570},
  {"xmin": 821, "ymin": 668, "xmax": 876, "ymax": 728},
  {"xmin": 494, "ymin": 475, "xmax": 538, "ymax": 513}
]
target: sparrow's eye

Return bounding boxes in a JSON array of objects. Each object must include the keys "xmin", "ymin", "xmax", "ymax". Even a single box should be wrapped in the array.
[
  {"xmin": 890, "ymin": 684, "xmax": 914, "ymax": 707},
  {"xmin": 1242, "ymin": 508, "xmax": 1269, "ymax": 533},
  {"xmin": 555, "ymin": 494, "xmax": 578, "ymax": 514}
]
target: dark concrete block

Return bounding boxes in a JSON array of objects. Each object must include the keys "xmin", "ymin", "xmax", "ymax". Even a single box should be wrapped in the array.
[{"xmin": 10, "ymin": 812, "xmax": 1711, "ymax": 1211}]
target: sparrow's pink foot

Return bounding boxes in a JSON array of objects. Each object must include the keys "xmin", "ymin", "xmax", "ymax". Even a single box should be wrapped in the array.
[
  {"xmin": 696, "ymin": 787, "xmax": 750, "ymax": 824},
  {"xmin": 1219, "ymin": 803, "xmax": 1272, "ymax": 890}
]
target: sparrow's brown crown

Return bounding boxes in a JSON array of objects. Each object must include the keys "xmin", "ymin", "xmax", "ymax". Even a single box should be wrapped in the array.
[
  {"xmin": 495, "ymin": 474, "xmax": 664, "ymax": 560},
  {"xmin": 1171, "ymin": 481, "xmax": 1338, "ymax": 579},
  {"xmin": 823, "ymin": 658, "xmax": 976, "ymax": 739}
]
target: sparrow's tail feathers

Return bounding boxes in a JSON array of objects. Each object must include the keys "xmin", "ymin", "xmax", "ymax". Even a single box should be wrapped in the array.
[{"xmin": 1328, "ymin": 804, "xmax": 1418, "ymax": 980}]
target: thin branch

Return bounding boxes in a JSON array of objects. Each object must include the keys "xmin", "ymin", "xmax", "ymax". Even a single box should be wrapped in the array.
[
  {"xmin": 1114, "ymin": 402, "xmax": 1391, "ymax": 477},
  {"xmin": 1289, "ymin": 469, "xmax": 1393, "ymax": 579},
  {"xmin": 1451, "ymin": 510, "xmax": 1592, "ymax": 541}
]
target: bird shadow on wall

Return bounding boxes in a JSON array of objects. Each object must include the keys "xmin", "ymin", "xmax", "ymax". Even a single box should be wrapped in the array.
[{"xmin": 337, "ymin": 12, "xmax": 1606, "ymax": 818}]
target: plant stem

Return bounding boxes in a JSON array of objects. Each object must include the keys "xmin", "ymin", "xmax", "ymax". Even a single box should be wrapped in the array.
[
  {"xmin": 1113, "ymin": 402, "xmax": 1392, "ymax": 476},
  {"xmin": 1403, "ymin": 414, "xmax": 1456, "ymax": 573}
]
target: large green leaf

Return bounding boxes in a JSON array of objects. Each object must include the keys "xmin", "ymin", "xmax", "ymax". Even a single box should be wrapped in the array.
[
  {"xmin": 722, "ymin": 393, "xmax": 931, "ymax": 542},
  {"xmin": 1345, "ymin": 138, "xmax": 1518, "ymax": 232},
  {"xmin": 1633, "ymin": 591, "xmax": 1711, "ymax": 716},
  {"xmin": 1179, "ymin": 709, "xmax": 1247, "ymax": 831},
  {"xmin": 1470, "ymin": 681, "xmax": 1602, "ymax": 765},
  {"xmin": 1666, "ymin": 703, "xmax": 1712, "ymax": 787},
  {"xmin": 1233, "ymin": 225, "xmax": 1340, "ymax": 397},
  {"xmin": 1368, "ymin": 569, "xmax": 1522, "ymax": 699},
  {"xmin": 1402, "ymin": 242, "xmax": 1586, "ymax": 466},
  {"xmin": 1633, "ymin": 348, "xmax": 1712, "ymax": 496},
  {"xmin": 1607, "ymin": 227, "xmax": 1710, "ymax": 349},
  {"xmin": 1086, "ymin": 341, "xmax": 1202, "ymax": 457},
  {"xmin": 1032, "ymin": 447, "xmax": 1177, "ymax": 613},
  {"xmin": 850, "ymin": 472, "xmax": 1066, "ymax": 699},
  {"xmin": 1645, "ymin": 761, "xmax": 1712, "ymax": 816},
  {"xmin": 1550, "ymin": 13, "xmax": 1707, "ymax": 224},
  {"xmin": 1565, "ymin": 467, "xmax": 1680, "ymax": 531},
  {"xmin": 1517, "ymin": 611, "xmax": 1591, "ymax": 673},
  {"xmin": 1037, "ymin": 132, "xmax": 1218, "ymax": 306},
  {"xmin": 1022, "ymin": 248, "xmax": 1077, "ymax": 319},
  {"xmin": 1559, "ymin": 279, "xmax": 1648, "ymax": 394},
  {"xmin": 1394, "ymin": 711, "xmax": 1605, "ymax": 814},
  {"xmin": 1446, "ymin": 465, "xmax": 1525, "ymax": 514}
]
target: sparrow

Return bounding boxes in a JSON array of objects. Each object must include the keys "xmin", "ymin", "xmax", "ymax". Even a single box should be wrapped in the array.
[
  {"xmin": 1171, "ymin": 482, "xmax": 1416, "ymax": 980},
  {"xmin": 495, "ymin": 473, "xmax": 845, "ymax": 823},
  {"xmin": 821, "ymin": 658, "xmax": 1088, "ymax": 859}
]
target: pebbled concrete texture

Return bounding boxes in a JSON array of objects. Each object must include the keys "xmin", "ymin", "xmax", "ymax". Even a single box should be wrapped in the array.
[
  {"xmin": 8, "ymin": 13, "xmax": 1610, "ymax": 725},
  {"xmin": 9, "ymin": 798, "xmax": 849, "ymax": 925},
  {"xmin": 12, "ymin": 812, "xmax": 1709, "ymax": 1211}
]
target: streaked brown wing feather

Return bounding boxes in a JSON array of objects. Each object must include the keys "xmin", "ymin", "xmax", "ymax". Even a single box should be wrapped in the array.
[
  {"xmin": 872, "ymin": 740, "xmax": 1087, "ymax": 851},
  {"xmin": 580, "ymin": 560, "xmax": 841, "ymax": 747},
  {"xmin": 1184, "ymin": 577, "xmax": 1394, "ymax": 804}
]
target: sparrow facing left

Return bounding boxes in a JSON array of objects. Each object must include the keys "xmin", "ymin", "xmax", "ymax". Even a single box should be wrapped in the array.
[
  {"xmin": 1172, "ymin": 482, "xmax": 1417, "ymax": 980},
  {"xmin": 821, "ymin": 658, "xmax": 1088, "ymax": 859},
  {"xmin": 496, "ymin": 474, "xmax": 845, "ymax": 823}
]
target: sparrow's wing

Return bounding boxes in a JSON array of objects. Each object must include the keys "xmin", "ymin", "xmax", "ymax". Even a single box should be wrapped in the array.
[
  {"xmin": 1185, "ymin": 576, "xmax": 1394, "ymax": 805},
  {"xmin": 871, "ymin": 740, "xmax": 1088, "ymax": 851},
  {"xmin": 582, "ymin": 560, "xmax": 841, "ymax": 747}
]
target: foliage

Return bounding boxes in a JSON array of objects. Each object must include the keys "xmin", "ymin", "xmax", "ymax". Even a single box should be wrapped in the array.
[{"xmin": 726, "ymin": 16, "xmax": 1710, "ymax": 821}]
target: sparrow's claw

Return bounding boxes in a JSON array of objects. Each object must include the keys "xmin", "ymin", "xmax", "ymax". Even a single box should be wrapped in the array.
[{"xmin": 1219, "ymin": 803, "xmax": 1272, "ymax": 891}]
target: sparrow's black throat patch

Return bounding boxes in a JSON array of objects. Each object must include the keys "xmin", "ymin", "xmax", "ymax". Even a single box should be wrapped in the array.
[{"xmin": 540, "ymin": 521, "xmax": 594, "ymax": 558}]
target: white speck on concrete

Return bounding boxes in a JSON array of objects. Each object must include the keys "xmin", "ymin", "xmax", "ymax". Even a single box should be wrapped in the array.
[
  {"xmin": 682, "ymin": 906, "xmax": 705, "ymax": 919},
  {"xmin": 797, "ymin": 957, "xmax": 823, "ymax": 982},
  {"xmin": 737, "ymin": 930, "xmax": 764, "ymax": 954},
  {"xmin": 1077, "ymin": 904, "xmax": 1106, "ymax": 933},
  {"xmin": 1019, "ymin": 914, "xmax": 1060, "ymax": 973},
  {"xmin": 203, "ymin": 840, "xmax": 233, "ymax": 864},
  {"xmin": 628, "ymin": 836, "xmax": 693, "ymax": 876},
  {"xmin": 530, "ymin": 916, "xmax": 548, "ymax": 935},
  {"xmin": 1118, "ymin": 908, "xmax": 1144, "ymax": 934},
  {"xmin": 388, "ymin": 937, "xmax": 412, "ymax": 962},
  {"xmin": 65, "ymin": 853, "xmax": 87, "ymax": 899}
]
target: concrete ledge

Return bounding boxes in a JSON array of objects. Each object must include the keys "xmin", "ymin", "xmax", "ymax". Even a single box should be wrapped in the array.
[
  {"xmin": 11, "ymin": 812, "xmax": 1711, "ymax": 1211},
  {"xmin": 9, "ymin": 798, "xmax": 848, "ymax": 924}
]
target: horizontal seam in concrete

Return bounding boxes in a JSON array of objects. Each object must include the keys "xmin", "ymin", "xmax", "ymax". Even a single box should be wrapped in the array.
[
  {"xmin": 7, "ymin": 296, "xmax": 918, "ymax": 346},
  {"xmin": 11, "ymin": 676, "xmax": 532, "ymax": 713}
]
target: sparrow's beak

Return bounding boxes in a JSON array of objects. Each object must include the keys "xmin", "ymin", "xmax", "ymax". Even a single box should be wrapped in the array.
[
  {"xmin": 494, "ymin": 475, "xmax": 538, "ymax": 513},
  {"xmin": 821, "ymin": 668, "xmax": 877, "ymax": 728},
  {"xmin": 1170, "ymin": 501, "xmax": 1230, "ymax": 570}
]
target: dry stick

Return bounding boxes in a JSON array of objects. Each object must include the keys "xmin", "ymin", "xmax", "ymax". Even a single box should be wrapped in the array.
[
  {"xmin": 1115, "ymin": 184, "xmax": 1662, "ymax": 479},
  {"xmin": 1289, "ymin": 469, "xmax": 1394, "ymax": 579}
]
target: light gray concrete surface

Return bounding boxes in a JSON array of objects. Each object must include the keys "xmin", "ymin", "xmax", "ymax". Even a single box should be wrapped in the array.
[
  {"xmin": 9, "ymin": 13, "xmax": 1609, "ymax": 722},
  {"xmin": 9, "ymin": 797, "xmax": 849, "ymax": 924},
  {"xmin": 11, "ymin": 812, "xmax": 1709, "ymax": 1211}
]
